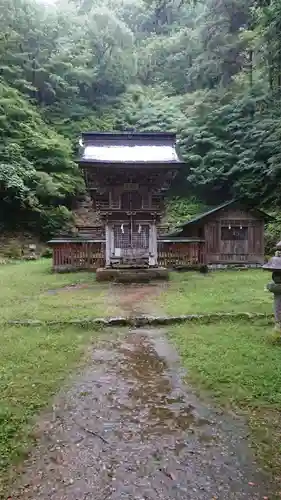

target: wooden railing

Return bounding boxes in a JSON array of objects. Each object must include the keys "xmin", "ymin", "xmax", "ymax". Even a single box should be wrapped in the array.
[
  {"xmin": 158, "ymin": 242, "xmax": 205, "ymax": 268},
  {"xmin": 219, "ymin": 254, "xmax": 248, "ymax": 262},
  {"xmin": 53, "ymin": 243, "xmax": 105, "ymax": 271},
  {"xmin": 51, "ymin": 241, "xmax": 206, "ymax": 272},
  {"xmin": 218, "ymin": 253, "xmax": 263, "ymax": 264}
]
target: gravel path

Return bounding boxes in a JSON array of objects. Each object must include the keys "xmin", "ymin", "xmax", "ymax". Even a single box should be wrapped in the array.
[{"xmin": 12, "ymin": 327, "xmax": 273, "ymax": 500}]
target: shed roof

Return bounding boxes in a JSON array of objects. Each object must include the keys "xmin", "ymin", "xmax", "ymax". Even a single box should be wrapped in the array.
[
  {"xmin": 168, "ymin": 200, "xmax": 272, "ymax": 236},
  {"xmin": 78, "ymin": 131, "xmax": 183, "ymax": 165}
]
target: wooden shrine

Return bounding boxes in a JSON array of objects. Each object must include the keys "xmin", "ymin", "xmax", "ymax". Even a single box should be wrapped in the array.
[
  {"xmin": 49, "ymin": 132, "xmax": 182, "ymax": 279},
  {"xmin": 49, "ymin": 134, "xmax": 269, "ymax": 274}
]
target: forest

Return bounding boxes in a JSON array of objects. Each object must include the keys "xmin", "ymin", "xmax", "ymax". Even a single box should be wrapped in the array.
[{"xmin": 1, "ymin": 0, "xmax": 281, "ymax": 241}]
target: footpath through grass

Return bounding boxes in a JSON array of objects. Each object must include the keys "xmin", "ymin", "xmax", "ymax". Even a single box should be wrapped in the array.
[{"xmin": 169, "ymin": 320, "xmax": 281, "ymax": 479}]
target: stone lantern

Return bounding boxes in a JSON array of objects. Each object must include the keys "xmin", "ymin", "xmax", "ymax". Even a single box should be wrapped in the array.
[
  {"xmin": 263, "ymin": 241, "xmax": 281, "ymax": 329},
  {"xmin": 28, "ymin": 243, "xmax": 37, "ymax": 260}
]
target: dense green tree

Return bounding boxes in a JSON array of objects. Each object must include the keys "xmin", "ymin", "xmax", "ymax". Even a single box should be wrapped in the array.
[
  {"xmin": 1, "ymin": 0, "xmax": 281, "ymax": 238},
  {"xmin": 0, "ymin": 81, "xmax": 82, "ymax": 234}
]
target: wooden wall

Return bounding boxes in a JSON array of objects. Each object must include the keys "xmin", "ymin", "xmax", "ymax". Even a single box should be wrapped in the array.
[
  {"xmin": 178, "ymin": 225, "xmax": 204, "ymax": 239},
  {"xmin": 51, "ymin": 205, "xmax": 265, "ymax": 271},
  {"xmin": 204, "ymin": 208, "xmax": 264, "ymax": 264},
  {"xmin": 51, "ymin": 240, "xmax": 205, "ymax": 271},
  {"xmin": 52, "ymin": 242, "xmax": 105, "ymax": 272},
  {"xmin": 158, "ymin": 242, "xmax": 205, "ymax": 268}
]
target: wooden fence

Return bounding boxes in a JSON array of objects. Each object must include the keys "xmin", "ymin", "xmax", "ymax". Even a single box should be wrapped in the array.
[
  {"xmin": 52, "ymin": 242, "xmax": 104, "ymax": 271},
  {"xmin": 51, "ymin": 241, "xmax": 205, "ymax": 271},
  {"xmin": 157, "ymin": 242, "xmax": 205, "ymax": 268}
]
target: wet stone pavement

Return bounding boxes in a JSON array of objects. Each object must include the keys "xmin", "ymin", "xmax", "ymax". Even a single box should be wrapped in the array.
[{"xmin": 13, "ymin": 328, "xmax": 273, "ymax": 499}]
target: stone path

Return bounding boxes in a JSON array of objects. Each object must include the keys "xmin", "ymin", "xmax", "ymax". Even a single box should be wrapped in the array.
[
  {"xmin": 108, "ymin": 282, "xmax": 166, "ymax": 316},
  {"xmin": 12, "ymin": 327, "xmax": 273, "ymax": 499}
]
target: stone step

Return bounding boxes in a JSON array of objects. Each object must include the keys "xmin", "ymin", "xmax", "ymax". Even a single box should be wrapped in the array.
[{"xmin": 96, "ymin": 267, "xmax": 169, "ymax": 283}]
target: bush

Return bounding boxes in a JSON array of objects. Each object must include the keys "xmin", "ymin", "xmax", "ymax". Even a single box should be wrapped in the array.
[
  {"xmin": 164, "ymin": 196, "xmax": 207, "ymax": 228},
  {"xmin": 41, "ymin": 248, "xmax": 53, "ymax": 258},
  {"xmin": 39, "ymin": 206, "xmax": 74, "ymax": 239},
  {"xmin": 265, "ymin": 214, "xmax": 281, "ymax": 255},
  {"xmin": 2, "ymin": 246, "xmax": 22, "ymax": 259}
]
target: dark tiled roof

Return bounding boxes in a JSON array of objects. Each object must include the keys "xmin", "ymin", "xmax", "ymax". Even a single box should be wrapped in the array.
[
  {"xmin": 81, "ymin": 132, "xmax": 177, "ymax": 142},
  {"xmin": 178, "ymin": 200, "xmax": 236, "ymax": 227}
]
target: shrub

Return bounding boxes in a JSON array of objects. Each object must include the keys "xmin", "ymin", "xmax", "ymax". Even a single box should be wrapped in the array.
[
  {"xmin": 265, "ymin": 213, "xmax": 281, "ymax": 255},
  {"xmin": 41, "ymin": 248, "xmax": 53, "ymax": 258},
  {"xmin": 39, "ymin": 206, "xmax": 74, "ymax": 239}
]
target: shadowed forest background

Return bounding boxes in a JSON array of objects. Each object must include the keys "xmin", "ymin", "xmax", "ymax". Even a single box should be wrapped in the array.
[{"xmin": 1, "ymin": 0, "xmax": 281, "ymax": 249}]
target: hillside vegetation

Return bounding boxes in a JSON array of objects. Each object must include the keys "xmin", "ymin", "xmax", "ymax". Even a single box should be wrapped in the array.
[{"xmin": 1, "ymin": 0, "xmax": 281, "ymax": 238}]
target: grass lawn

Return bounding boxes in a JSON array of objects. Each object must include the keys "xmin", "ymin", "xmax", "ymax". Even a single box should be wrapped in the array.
[
  {"xmin": 0, "ymin": 259, "xmax": 119, "ymax": 322},
  {"xmin": 0, "ymin": 261, "xmax": 273, "ymax": 321},
  {"xmin": 157, "ymin": 269, "xmax": 273, "ymax": 315},
  {"xmin": 169, "ymin": 320, "xmax": 281, "ymax": 476},
  {"xmin": 0, "ymin": 324, "xmax": 101, "ymax": 494}
]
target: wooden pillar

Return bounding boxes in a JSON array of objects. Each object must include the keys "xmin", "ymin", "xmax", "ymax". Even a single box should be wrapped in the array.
[
  {"xmin": 149, "ymin": 223, "xmax": 158, "ymax": 266},
  {"xmin": 105, "ymin": 224, "xmax": 111, "ymax": 267}
]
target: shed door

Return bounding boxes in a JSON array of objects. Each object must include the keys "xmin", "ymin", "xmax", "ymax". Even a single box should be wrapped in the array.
[
  {"xmin": 220, "ymin": 225, "xmax": 248, "ymax": 260},
  {"xmin": 113, "ymin": 223, "xmax": 149, "ymax": 259}
]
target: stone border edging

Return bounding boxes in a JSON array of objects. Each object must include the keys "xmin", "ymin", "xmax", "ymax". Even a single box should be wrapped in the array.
[{"xmin": 4, "ymin": 312, "xmax": 273, "ymax": 327}]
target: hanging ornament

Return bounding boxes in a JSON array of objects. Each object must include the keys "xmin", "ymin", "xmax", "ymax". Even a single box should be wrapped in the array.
[
  {"xmin": 228, "ymin": 224, "xmax": 231, "ymax": 230},
  {"xmin": 240, "ymin": 225, "xmax": 242, "ymax": 230},
  {"xmin": 121, "ymin": 224, "xmax": 124, "ymax": 234},
  {"xmin": 138, "ymin": 224, "xmax": 142, "ymax": 234}
]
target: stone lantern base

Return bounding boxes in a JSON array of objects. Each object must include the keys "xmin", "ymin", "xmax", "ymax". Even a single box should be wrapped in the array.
[{"xmin": 267, "ymin": 281, "xmax": 281, "ymax": 330}]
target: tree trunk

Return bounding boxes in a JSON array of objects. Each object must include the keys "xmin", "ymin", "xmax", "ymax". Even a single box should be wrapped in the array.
[{"xmin": 248, "ymin": 49, "xmax": 253, "ymax": 88}]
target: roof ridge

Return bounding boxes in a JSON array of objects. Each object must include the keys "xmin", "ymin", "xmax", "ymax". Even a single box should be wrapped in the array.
[{"xmin": 167, "ymin": 199, "xmax": 272, "ymax": 235}]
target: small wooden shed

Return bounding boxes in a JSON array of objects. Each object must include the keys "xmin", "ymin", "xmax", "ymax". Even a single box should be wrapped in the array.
[{"xmin": 162, "ymin": 200, "xmax": 271, "ymax": 266}]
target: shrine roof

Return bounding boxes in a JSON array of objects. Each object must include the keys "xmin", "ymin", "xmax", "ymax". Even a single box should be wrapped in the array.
[
  {"xmin": 167, "ymin": 200, "xmax": 273, "ymax": 237},
  {"xmin": 78, "ymin": 132, "xmax": 183, "ymax": 165}
]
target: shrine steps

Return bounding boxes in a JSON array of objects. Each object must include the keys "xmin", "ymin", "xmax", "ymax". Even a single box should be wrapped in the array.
[{"xmin": 96, "ymin": 267, "xmax": 169, "ymax": 283}]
